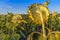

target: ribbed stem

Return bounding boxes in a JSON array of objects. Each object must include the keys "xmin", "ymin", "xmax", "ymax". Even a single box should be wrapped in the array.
[{"xmin": 39, "ymin": 11, "xmax": 46, "ymax": 40}]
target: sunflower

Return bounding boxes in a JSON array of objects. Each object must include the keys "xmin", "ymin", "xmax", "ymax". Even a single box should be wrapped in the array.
[{"xmin": 28, "ymin": 3, "xmax": 50, "ymax": 25}]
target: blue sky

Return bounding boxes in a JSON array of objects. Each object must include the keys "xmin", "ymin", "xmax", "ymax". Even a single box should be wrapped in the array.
[{"xmin": 0, "ymin": 0, "xmax": 60, "ymax": 14}]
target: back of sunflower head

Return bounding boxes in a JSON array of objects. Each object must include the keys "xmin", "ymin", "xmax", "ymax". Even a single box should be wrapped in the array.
[{"xmin": 28, "ymin": 3, "xmax": 50, "ymax": 25}]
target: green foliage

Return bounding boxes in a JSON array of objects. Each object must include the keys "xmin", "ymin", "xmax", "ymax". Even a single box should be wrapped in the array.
[
  {"xmin": 0, "ymin": 12, "xmax": 60, "ymax": 40},
  {"xmin": 9, "ymin": 34, "xmax": 20, "ymax": 40},
  {"xmin": 48, "ymin": 13, "xmax": 60, "ymax": 31},
  {"xmin": 2, "ymin": 35, "xmax": 10, "ymax": 40}
]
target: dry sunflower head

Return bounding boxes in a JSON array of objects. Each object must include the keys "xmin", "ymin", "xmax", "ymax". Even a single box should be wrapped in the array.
[
  {"xmin": 28, "ymin": 3, "xmax": 50, "ymax": 25},
  {"xmin": 12, "ymin": 14, "xmax": 27, "ymax": 24}
]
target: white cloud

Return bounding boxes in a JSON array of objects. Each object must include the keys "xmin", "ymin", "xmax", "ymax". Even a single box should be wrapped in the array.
[
  {"xmin": 0, "ymin": 5, "xmax": 21, "ymax": 14},
  {"xmin": 0, "ymin": 0, "xmax": 25, "ymax": 14},
  {"xmin": 0, "ymin": 0, "xmax": 21, "ymax": 14}
]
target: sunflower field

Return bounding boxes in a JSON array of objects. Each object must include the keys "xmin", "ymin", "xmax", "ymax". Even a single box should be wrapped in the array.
[{"xmin": 0, "ymin": 1, "xmax": 60, "ymax": 40}]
